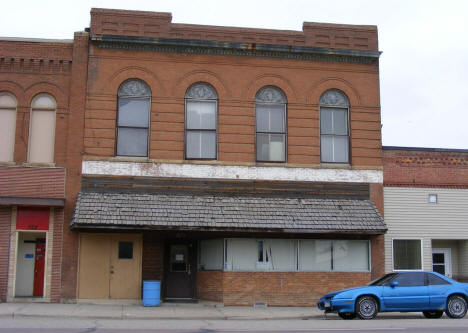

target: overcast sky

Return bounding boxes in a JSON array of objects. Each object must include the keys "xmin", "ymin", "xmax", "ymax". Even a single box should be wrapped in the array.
[{"xmin": 2, "ymin": 0, "xmax": 467, "ymax": 149}]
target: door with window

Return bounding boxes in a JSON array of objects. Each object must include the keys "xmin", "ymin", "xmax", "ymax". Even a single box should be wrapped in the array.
[
  {"xmin": 78, "ymin": 233, "xmax": 142, "ymax": 299},
  {"xmin": 164, "ymin": 241, "xmax": 196, "ymax": 299},
  {"xmin": 432, "ymin": 248, "xmax": 452, "ymax": 278}
]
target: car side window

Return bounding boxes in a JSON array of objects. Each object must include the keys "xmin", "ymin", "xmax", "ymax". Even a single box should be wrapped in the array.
[
  {"xmin": 393, "ymin": 272, "xmax": 425, "ymax": 287},
  {"xmin": 427, "ymin": 273, "xmax": 451, "ymax": 286}
]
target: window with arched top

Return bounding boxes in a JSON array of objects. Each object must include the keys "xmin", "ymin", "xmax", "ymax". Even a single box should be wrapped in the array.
[
  {"xmin": 28, "ymin": 93, "xmax": 56, "ymax": 163},
  {"xmin": 0, "ymin": 92, "xmax": 17, "ymax": 162},
  {"xmin": 117, "ymin": 79, "xmax": 151, "ymax": 157},
  {"xmin": 185, "ymin": 82, "xmax": 218, "ymax": 159},
  {"xmin": 319, "ymin": 89, "xmax": 350, "ymax": 163},
  {"xmin": 255, "ymin": 86, "xmax": 287, "ymax": 162}
]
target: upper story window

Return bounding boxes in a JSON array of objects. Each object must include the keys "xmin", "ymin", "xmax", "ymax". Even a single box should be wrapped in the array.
[
  {"xmin": 0, "ymin": 92, "xmax": 17, "ymax": 162},
  {"xmin": 319, "ymin": 89, "xmax": 349, "ymax": 163},
  {"xmin": 255, "ymin": 86, "xmax": 287, "ymax": 162},
  {"xmin": 185, "ymin": 82, "xmax": 218, "ymax": 159},
  {"xmin": 117, "ymin": 79, "xmax": 151, "ymax": 157},
  {"xmin": 28, "ymin": 93, "xmax": 56, "ymax": 163}
]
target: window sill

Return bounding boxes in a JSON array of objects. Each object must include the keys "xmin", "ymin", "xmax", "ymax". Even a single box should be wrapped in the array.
[
  {"xmin": 320, "ymin": 163, "xmax": 352, "ymax": 169},
  {"xmin": 0, "ymin": 161, "xmax": 16, "ymax": 166},
  {"xmin": 22, "ymin": 162, "xmax": 56, "ymax": 167}
]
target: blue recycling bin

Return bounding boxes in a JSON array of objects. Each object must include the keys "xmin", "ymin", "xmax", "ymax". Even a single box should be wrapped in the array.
[{"xmin": 143, "ymin": 280, "xmax": 161, "ymax": 306}]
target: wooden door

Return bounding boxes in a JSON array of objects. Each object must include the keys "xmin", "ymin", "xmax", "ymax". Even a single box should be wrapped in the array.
[
  {"xmin": 33, "ymin": 239, "xmax": 46, "ymax": 296},
  {"xmin": 164, "ymin": 241, "xmax": 196, "ymax": 299},
  {"xmin": 78, "ymin": 233, "xmax": 142, "ymax": 299},
  {"xmin": 78, "ymin": 234, "xmax": 110, "ymax": 299},
  {"xmin": 109, "ymin": 234, "xmax": 142, "ymax": 299}
]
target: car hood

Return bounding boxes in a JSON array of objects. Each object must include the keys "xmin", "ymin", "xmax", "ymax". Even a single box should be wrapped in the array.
[{"xmin": 321, "ymin": 286, "xmax": 369, "ymax": 299}]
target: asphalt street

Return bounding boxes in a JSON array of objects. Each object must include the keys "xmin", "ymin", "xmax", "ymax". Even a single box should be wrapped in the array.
[{"xmin": 0, "ymin": 317, "xmax": 468, "ymax": 333}]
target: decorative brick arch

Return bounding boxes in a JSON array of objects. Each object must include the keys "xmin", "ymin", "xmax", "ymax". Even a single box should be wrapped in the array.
[
  {"xmin": 173, "ymin": 70, "xmax": 229, "ymax": 99},
  {"xmin": 0, "ymin": 81, "xmax": 25, "ymax": 107},
  {"xmin": 307, "ymin": 78, "xmax": 361, "ymax": 106},
  {"xmin": 244, "ymin": 74, "xmax": 297, "ymax": 102},
  {"xmin": 25, "ymin": 82, "xmax": 67, "ymax": 111},
  {"xmin": 108, "ymin": 66, "xmax": 165, "ymax": 96}
]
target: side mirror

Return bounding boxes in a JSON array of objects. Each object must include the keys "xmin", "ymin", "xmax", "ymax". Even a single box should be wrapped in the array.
[{"xmin": 390, "ymin": 281, "xmax": 399, "ymax": 288}]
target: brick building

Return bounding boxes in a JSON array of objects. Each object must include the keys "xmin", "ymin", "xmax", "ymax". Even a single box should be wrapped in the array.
[
  {"xmin": 1, "ymin": 8, "xmax": 385, "ymax": 305},
  {"xmin": 383, "ymin": 147, "xmax": 468, "ymax": 282}
]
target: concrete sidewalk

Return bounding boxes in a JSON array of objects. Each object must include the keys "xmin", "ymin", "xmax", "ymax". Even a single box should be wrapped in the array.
[
  {"xmin": 0, "ymin": 302, "xmax": 321, "ymax": 320},
  {"xmin": 0, "ymin": 302, "xmax": 441, "ymax": 320}
]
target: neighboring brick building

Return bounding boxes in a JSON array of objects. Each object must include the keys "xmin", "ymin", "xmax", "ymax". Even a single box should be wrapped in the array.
[
  {"xmin": 1, "ymin": 8, "xmax": 386, "ymax": 305},
  {"xmin": 383, "ymin": 147, "xmax": 468, "ymax": 282}
]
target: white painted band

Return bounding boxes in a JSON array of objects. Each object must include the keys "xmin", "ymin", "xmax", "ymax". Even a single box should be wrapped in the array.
[{"xmin": 82, "ymin": 160, "xmax": 383, "ymax": 183}]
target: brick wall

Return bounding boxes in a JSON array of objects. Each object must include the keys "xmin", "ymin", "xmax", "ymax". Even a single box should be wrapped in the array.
[
  {"xmin": 383, "ymin": 148, "xmax": 468, "ymax": 187},
  {"xmin": 197, "ymin": 271, "xmax": 223, "ymax": 302},
  {"xmin": 142, "ymin": 233, "xmax": 164, "ymax": 282},
  {"xmin": 222, "ymin": 271, "xmax": 370, "ymax": 306},
  {"xmin": 0, "ymin": 207, "xmax": 11, "ymax": 302}
]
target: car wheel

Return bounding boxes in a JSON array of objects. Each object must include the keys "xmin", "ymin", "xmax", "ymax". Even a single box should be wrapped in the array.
[
  {"xmin": 446, "ymin": 295, "xmax": 468, "ymax": 319},
  {"xmin": 356, "ymin": 296, "xmax": 378, "ymax": 320},
  {"xmin": 423, "ymin": 310, "xmax": 443, "ymax": 319},
  {"xmin": 338, "ymin": 312, "xmax": 356, "ymax": 320}
]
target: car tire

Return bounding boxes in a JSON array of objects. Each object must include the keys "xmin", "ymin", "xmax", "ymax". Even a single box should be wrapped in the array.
[
  {"xmin": 422, "ymin": 310, "xmax": 443, "ymax": 319},
  {"xmin": 446, "ymin": 295, "xmax": 468, "ymax": 319},
  {"xmin": 338, "ymin": 312, "xmax": 356, "ymax": 320},
  {"xmin": 356, "ymin": 296, "xmax": 378, "ymax": 320}
]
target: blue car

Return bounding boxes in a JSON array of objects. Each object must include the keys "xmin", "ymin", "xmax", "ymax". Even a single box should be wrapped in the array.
[{"xmin": 317, "ymin": 271, "xmax": 468, "ymax": 320}]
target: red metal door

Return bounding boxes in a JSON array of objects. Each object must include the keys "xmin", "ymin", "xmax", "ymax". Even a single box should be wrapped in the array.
[{"xmin": 33, "ymin": 239, "xmax": 45, "ymax": 297}]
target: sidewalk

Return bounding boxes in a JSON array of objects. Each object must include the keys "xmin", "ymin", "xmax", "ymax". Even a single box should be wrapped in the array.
[
  {"xmin": 0, "ymin": 302, "xmax": 439, "ymax": 320},
  {"xmin": 0, "ymin": 302, "xmax": 321, "ymax": 320}
]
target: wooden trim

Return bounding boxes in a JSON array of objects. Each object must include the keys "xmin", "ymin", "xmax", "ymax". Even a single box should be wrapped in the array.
[{"xmin": 0, "ymin": 197, "xmax": 65, "ymax": 207}]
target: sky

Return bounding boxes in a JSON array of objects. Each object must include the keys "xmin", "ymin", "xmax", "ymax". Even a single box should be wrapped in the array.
[{"xmin": 2, "ymin": 0, "xmax": 468, "ymax": 149}]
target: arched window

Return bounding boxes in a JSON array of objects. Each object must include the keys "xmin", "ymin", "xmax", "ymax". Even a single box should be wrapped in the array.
[
  {"xmin": 0, "ymin": 92, "xmax": 17, "ymax": 162},
  {"xmin": 117, "ymin": 79, "xmax": 151, "ymax": 157},
  {"xmin": 185, "ymin": 82, "xmax": 218, "ymax": 159},
  {"xmin": 28, "ymin": 93, "xmax": 56, "ymax": 163},
  {"xmin": 319, "ymin": 89, "xmax": 349, "ymax": 163},
  {"xmin": 255, "ymin": 86, "xmax": 287, "ymax": 162}
]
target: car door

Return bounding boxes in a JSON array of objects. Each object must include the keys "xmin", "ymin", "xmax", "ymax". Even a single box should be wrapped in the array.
[
  {"xmin": 382, "ymin": 272, "xmax": 429, "ymax": 310},
  {"xmin": 427, "ymin": 272, "xmax": 452, "ymax": 309}
]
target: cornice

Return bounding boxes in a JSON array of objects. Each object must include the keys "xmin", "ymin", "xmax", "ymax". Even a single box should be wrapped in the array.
[{"xmin": 91, "ymin": 35, "xmax": 381, "ymax": 65}]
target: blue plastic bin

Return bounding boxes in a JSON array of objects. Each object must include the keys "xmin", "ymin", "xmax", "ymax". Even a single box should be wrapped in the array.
[{"xmin": 143, "ymin": 280, "xmax": 161, "ymax": 306}]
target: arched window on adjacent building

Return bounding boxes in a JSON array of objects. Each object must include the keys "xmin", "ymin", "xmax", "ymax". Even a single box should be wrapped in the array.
[
  {"xmin": 255, "ymin": 86, "xmax": 287, "ymax": 162},
  {"xmin": 185, "ymin": 82, "xmax": 218, "ymax": 159},
  {"xmin": 28, "ymin": 93, "xmax": 56, "ymax": 163},
  {"xmin": 319, "ymin": 89, "xmax": 350, "ymax": 163},
  {"xmin": 0, "ymin": 92, "xmax": 17, "ymax": 162},
  {"xmin": 117, "ymin": 79, "xmax": 151, "ymax": 157}
]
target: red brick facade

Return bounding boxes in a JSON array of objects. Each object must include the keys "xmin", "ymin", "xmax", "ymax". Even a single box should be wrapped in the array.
[
  {"xmin": 383, "ymin": 147, "xmax": 468, "ymax": 187},
  {"xmin": 1, "ymin": 8, "xmax": 385, "ymax": 305}
]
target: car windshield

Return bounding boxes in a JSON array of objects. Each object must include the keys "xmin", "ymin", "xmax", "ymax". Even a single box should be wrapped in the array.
[{"xmin": 368, "ymin": 273, "xmax": 398, "ymax": 286}]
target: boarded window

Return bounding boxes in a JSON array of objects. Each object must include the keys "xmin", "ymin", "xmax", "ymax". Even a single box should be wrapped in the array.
[
  {"xmin": 0, "ymin": 92, "xmax": 17, "ymax": 162},
  {"xmin": 28, "ymin": 94, "xmax": 56, "ymax": 163},
  {"xmin": 393, "ymin": 239, "xmax": 422, "ymax": 270}
]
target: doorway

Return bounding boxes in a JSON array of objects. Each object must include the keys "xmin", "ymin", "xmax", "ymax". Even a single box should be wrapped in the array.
[
  {"xmin": 432, "ymin": 248, "xmax": 452, "ymax": 278},
  {"xmin": 78, "ymin": 233, "xmax": 142, "ymax": 299},
  {"xmin": 15, "ymin": 232, "xmax": 46, "ymax": 297},
  {"xmin": 164, "ymin": 241, "xmax": 197, "ymax": 300}
]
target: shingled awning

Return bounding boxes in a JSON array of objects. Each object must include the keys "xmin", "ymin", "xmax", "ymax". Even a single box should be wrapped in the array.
[{"xmin": 71, "ymin": 191, "xmax": 386, "ymax": 233}]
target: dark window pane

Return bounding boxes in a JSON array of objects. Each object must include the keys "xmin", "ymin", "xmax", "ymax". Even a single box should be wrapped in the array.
[
  {"xmin": 118, "ymin": 98, "xmax": 150, "ymax": 127},
  {"xmin": 427, "ymin": 273, "xmax": 450, "ymax": 285},
  {"xmin": 117, "ymin": 128, "xmax": 148, "ymax": 156},
  {"xmin": 393, "ymin": 240, "xmax": 422, "ymax": 270},
  {"xmin": 171, "ymin": 245, "xmax": 188, "ymax": 272},
  {"xmin": 186, "ymin": 101, "xmax": 216, "ymax": 129},
  {"xmin": 432, "ymin": 253, "xmax": 445, "ymax": 264},
  {"xmin": 118, "ymin": 242, "xmax": 133, "ymax": 259},
  {"xmin": 186, "ymin": 131, "xmax": 216, "ymax": 159},
  {"xmin": 393, "ymin": 272, "xmax": 425, "ymax": 287},
  {"xmin": 433, "ymin": 264, "xmax": 445, "ymax": 275}
]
